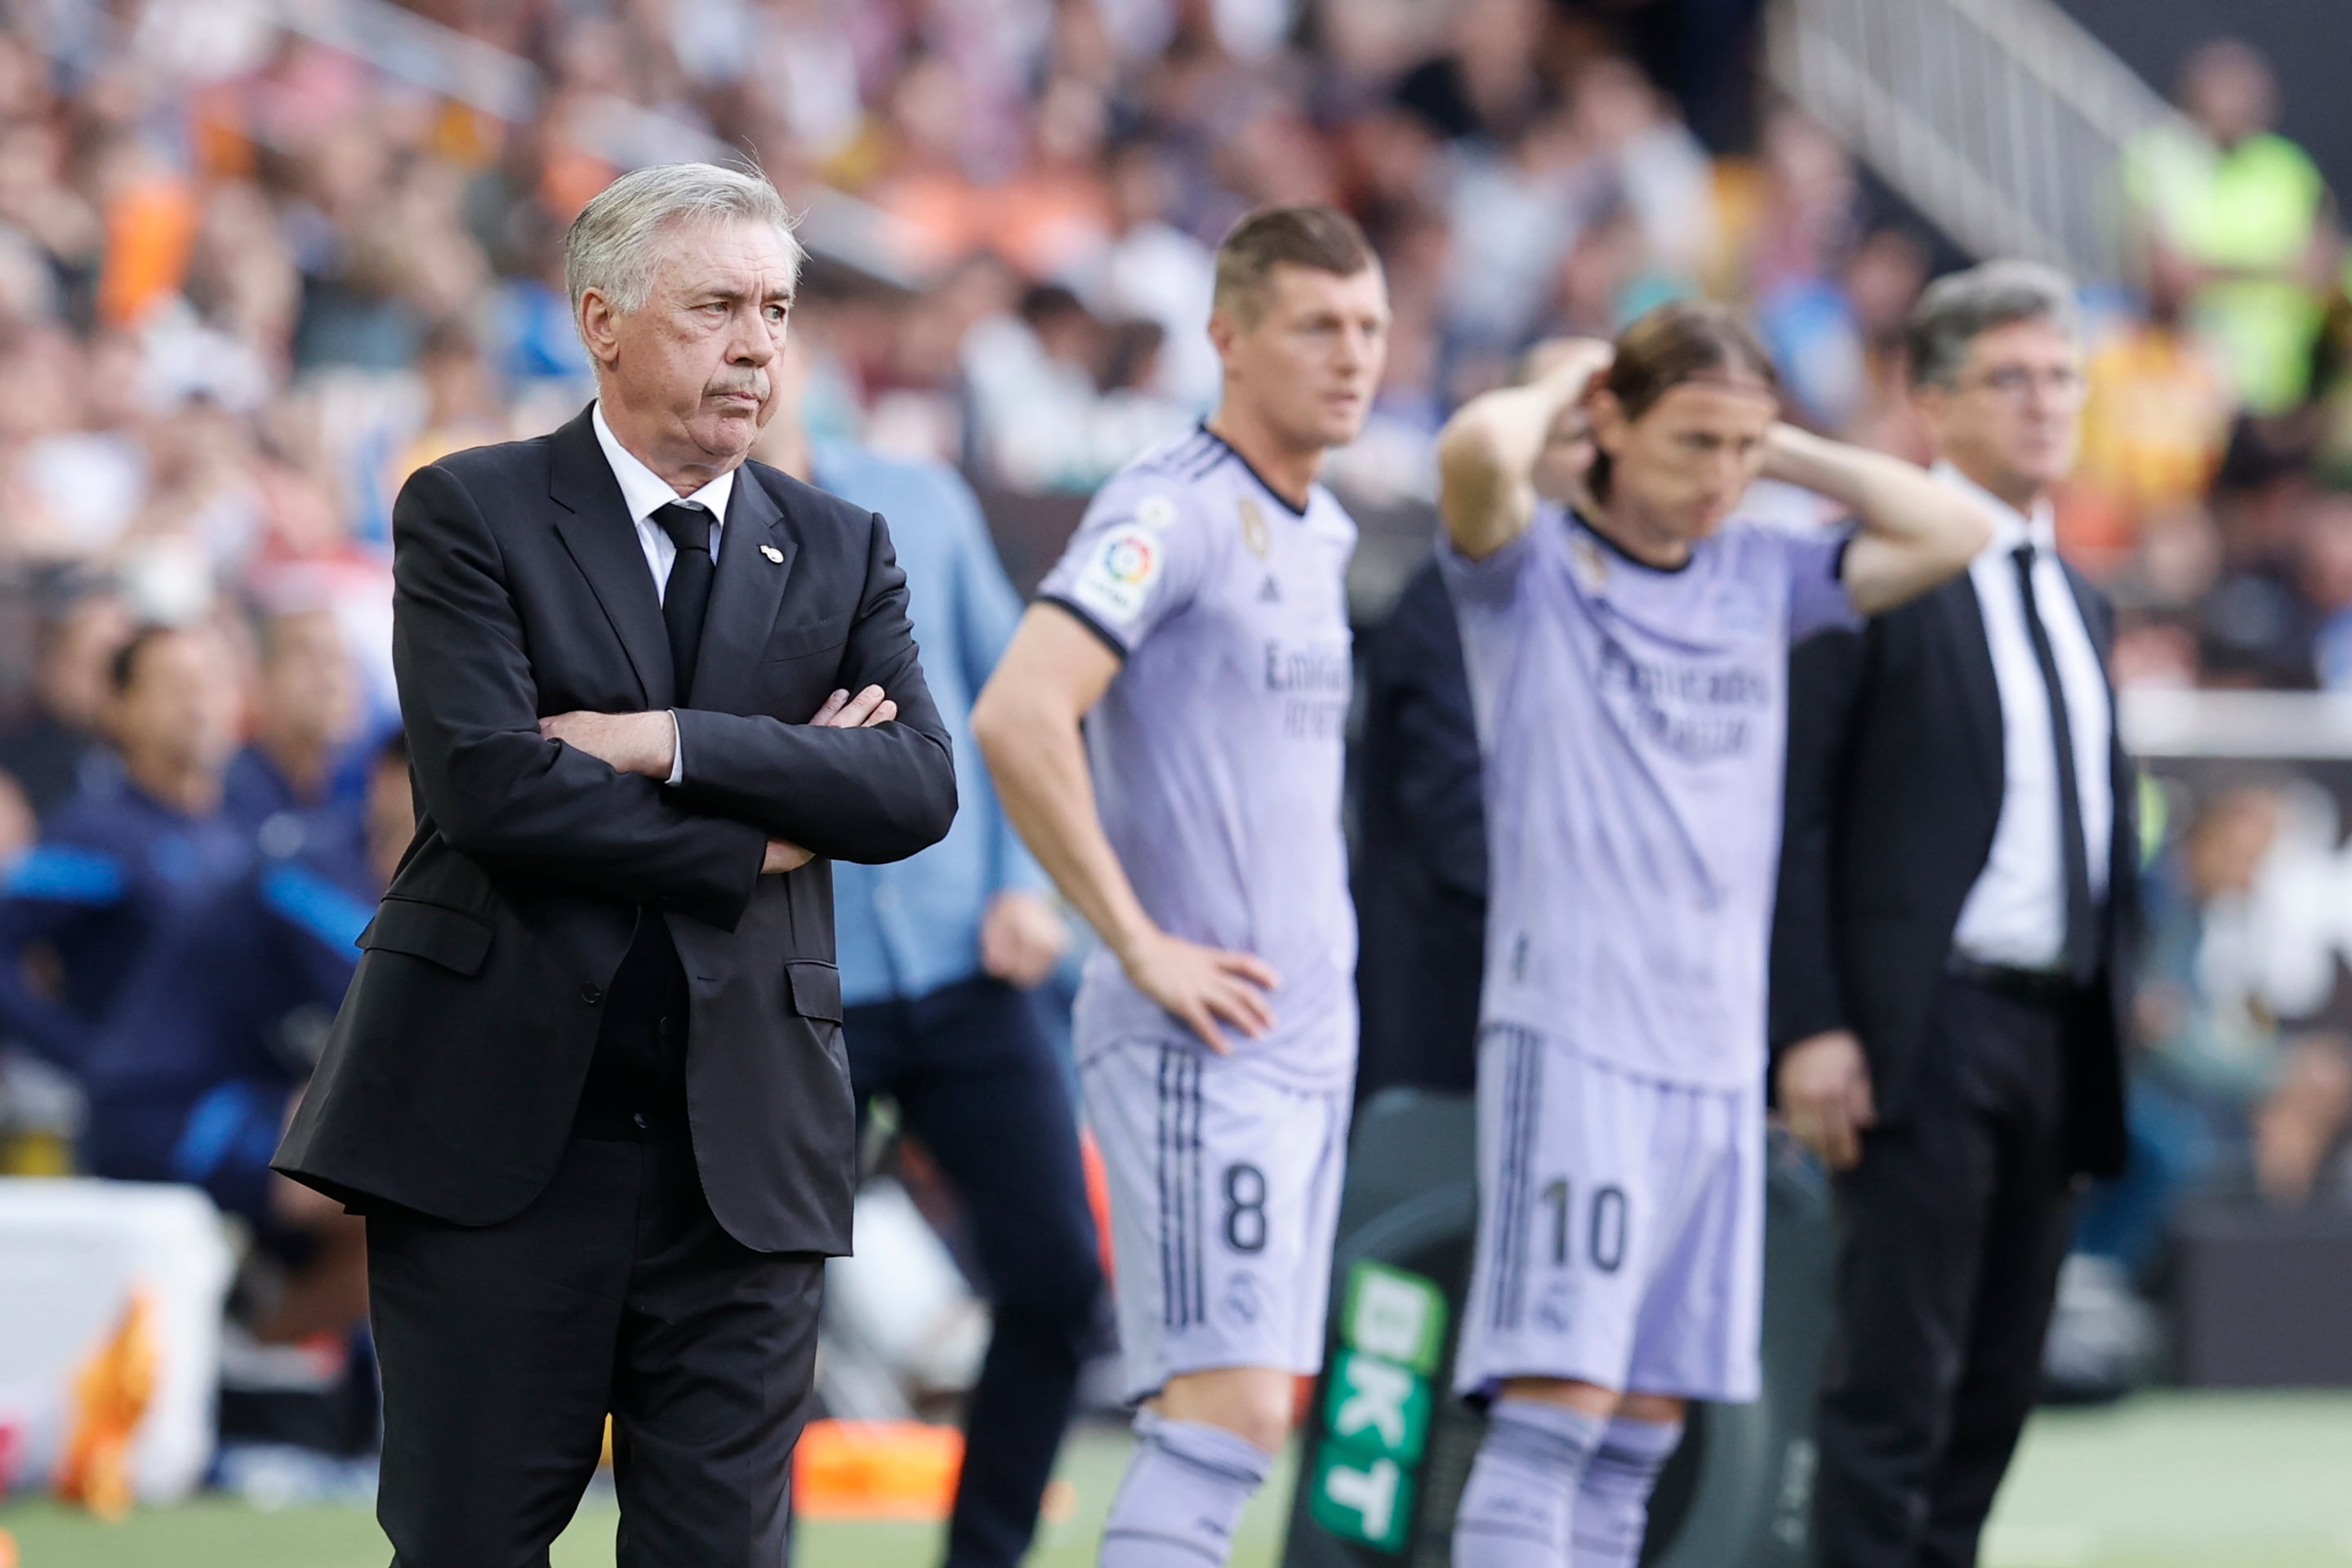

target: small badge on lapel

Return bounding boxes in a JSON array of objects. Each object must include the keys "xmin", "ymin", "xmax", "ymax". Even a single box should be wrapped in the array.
[{"xmin": 759, "ymin": 543, "xmax": 785, "ymax": 564}]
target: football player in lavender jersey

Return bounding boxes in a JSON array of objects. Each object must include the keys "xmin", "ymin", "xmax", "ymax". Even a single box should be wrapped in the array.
[
  {"xmin": 1437, "ymin": 304, "xmax": 1993, "ymax": 1568},
  {"xmin": 973, "ymin": 206, "xmax": 1385, "ymax": 1568}
]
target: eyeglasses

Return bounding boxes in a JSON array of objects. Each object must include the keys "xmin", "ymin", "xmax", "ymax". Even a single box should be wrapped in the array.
[{"xmin": 1957, "ymin": 365, "xmax": 2086, "ymax": 402}]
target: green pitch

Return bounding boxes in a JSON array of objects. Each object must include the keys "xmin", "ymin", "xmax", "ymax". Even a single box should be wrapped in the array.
[{"xmin": 5, "ymin": 1393, "xmax": 2350, "ymax": 1567}]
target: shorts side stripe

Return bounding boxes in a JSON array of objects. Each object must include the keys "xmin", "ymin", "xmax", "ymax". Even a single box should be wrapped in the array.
[
  {"xmin": 1512, "ymin": 1031, "xmax": 1544, "ymax": 1332},
  {"xmin": 1188, "ymin": 1055, "xmax": 1207, "ymax": 1330},
  {"xmin": 1492, "ymin": 1025, "xmax": 1540, "ymax": 1333},
  {"xmin": 1158, "ymin": 1045, "xmax": 1181, "ymax": 1330},
  {"xmin": 1487, "ymin": 1026, "xmax": 1521, "ymax": 1331}
]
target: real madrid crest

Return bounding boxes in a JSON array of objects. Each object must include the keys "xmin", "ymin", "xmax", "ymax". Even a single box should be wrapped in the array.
[
  {"xmin": 1570, "ymin": 532, "xmax": 1609, "ymax": 594},
  {"xmin": 1238, "ymin": 495, "xmax": 1271, "ymax": 558}
]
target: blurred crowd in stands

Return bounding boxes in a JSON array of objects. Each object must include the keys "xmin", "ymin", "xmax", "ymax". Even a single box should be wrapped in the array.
[{"xmin": 2, "ymin": 0, "xmax": 2351, "ymax": 1376}]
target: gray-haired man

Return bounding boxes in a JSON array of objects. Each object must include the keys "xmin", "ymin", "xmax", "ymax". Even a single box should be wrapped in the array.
[
  {"xmin": 277, "ymin": 163, "xmax": 956, "ymax": 1565},
  {"xmin": 1771, "ymin": 262, "xmax": 2136, "ymax": 1567}
]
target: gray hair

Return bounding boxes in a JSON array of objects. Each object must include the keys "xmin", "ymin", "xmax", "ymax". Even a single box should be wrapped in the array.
[
  {"xmin": 564, "ymin": 163, "xmax": 804, "ymax": 327},
  {"xmin": 1905, "ymin": 260, "xmax": 2079, "ymax": 387}
]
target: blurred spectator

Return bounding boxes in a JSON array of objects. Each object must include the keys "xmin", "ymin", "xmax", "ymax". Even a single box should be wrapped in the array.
[
  {"xmin": 0, "ymin": 583, "xmax": 131, "ymax": 818},
  {"xmin": 0, "ymin": 621, "xmax": 247, "ymax": 1073},
  {"xmin": 1568, "ymin": 55, "xmax": 1717, "ymax": 284},
  {"xmin": 1391, "ymin": 0, "xmax": 1556, "ymax": 145},
  {"xmin": 2079, "ymin": 783, "xmax": 2352, "ymax": 1281},
  {"xmin": 962, "ymin": 281, "xmax": 1188, "ymax": 492},
  {"xmin": 2072, "ymin": 251, "xmax": 2235, "ymax": 557},
  {"xmin": 223, "ymin": 605, "xmax": 361, "ymax": 835},
  {"xmin": 2300, "ymin": 491, "xmax": 2352, "ymax": 688},
  {"xmin": 2123, "ymin": 40, "xmax": 2341, "ymax": 417},
  {"xmin": 1077, "ymin": 136, "xmax": 1221, "ymax": 409},
  {"xmin": 76, "ymin": 733, "xmax": 410, "ymax": 1349}
]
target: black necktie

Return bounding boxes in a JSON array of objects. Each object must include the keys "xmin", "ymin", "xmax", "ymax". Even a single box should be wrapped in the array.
[
  {"xmin": 2011, "ymin": 542, "xmax": 2097, "ymax": 982},
  {"xmin": 653, "ymin": 502, "xmax": 715, "ymax": 704}
]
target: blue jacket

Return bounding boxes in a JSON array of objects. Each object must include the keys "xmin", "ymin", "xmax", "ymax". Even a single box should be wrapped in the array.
[
  {"xmin": 0, "ymin": 778, "xmax": 254, "ymax": 1069},
  {"xmin": 817, "ymin": 443, "xmax": 1049, "ymax": 1007},
  {"xmin": 77, "ymin": 804, "xmax": 376, "ymax": 1107}
]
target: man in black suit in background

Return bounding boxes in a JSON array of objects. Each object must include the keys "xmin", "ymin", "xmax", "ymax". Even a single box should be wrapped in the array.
[
  {"xmin": 276, "ymin": 163, "xmax": 956, "ymax": 1566},
  {"xmin": 1771, "ymin": 262, "xmax": 2135, "ymax": 1568},
  {"xmin": 1352, "ymin": 553, "xmax": 1486, "ymax": 1104}
]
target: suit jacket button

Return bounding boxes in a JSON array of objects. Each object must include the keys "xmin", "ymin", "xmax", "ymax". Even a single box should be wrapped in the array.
[
  {"xmin": 632, "ymin": 1111, "xmax": 650, "ymax": 1130},
  {"xmin": 581, "ymin": 984, "xmax": 604, "ymax": 1004}
]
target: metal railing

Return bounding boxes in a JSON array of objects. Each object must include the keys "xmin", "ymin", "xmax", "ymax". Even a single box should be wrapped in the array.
[{"xmin": 1766, "ymin": 0, "xmax": 2185, "ymax": 279}]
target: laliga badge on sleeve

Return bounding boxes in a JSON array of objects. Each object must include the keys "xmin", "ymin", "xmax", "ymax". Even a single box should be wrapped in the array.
[
  {"xmin": 1071, "ymin": 523, "xmax": 1163, "ymax": 626},
  {"xmin": 760, "ymin": 543, "xmax": 785, "ymax": 564}
]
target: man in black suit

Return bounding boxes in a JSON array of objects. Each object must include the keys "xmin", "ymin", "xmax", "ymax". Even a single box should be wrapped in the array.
[
  {"xmin": 275, "ymin": 163, "xmax": 956, "ymax": 1566},
  {"xmin": 1352, "ymin": 553, "xmax": 1486, "ymax": 1104},
  {"xmin": 1771, "ymin": 262, "xmax": 2135, "ymax": 1568}
]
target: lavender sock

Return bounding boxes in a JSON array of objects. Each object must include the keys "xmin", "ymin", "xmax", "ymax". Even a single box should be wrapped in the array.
[
  {"xmin": 1098, "ymin": 1410, "xmax": 1272, "ymax": 1567},
  {"xmin": 1571, "ymin": 1414, "xmax": 1684, "ymax": 1568},
  {"xmin": 1451, "ymin": 1398, "xmax": 1608, "ymax": 1568}
]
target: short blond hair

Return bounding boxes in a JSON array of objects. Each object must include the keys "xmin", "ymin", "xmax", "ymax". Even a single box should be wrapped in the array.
[{"xmin": 1211, "ymin": 205, "xmax": 1377, "ymax": 325}]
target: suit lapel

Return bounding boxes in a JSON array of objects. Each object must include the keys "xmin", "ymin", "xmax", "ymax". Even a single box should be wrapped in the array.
[
  {"xmin": 691, "ymin": 467, "xmax": 795, "ymax": 712},
  {"xmin": 1932, "ymin": 571, "xmax": 2005, "ymax": 804},
  {"xmin": 547, "ymin": 407, "xmax": 674, "ymax": 708}
]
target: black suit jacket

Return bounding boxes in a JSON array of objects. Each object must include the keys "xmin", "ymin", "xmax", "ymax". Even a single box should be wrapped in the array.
[
  {"xmin": 1352, "ymin": 555, "xmax": 1487, "ymax": 1102},
  {"xmin": 277, "ymin": 407, "xmax": 957, "ymax": 1253},
  {"xmin": 1770, "ymin": 562, "xmax": 2136, "ymax": 1178}
]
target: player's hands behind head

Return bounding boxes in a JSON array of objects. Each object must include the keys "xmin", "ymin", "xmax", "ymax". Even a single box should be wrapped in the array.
[
  {"xmin": 1517, "ymin": 336, "xmax": 1614, "ymax": 393},
  {"xmin": 1775, "ymin": 1029, "xmax": 1876, "ymax": 1171},
  {"xmin": 1119, "ymin": 929, "xmax": 1281, "ymax": 1054}
]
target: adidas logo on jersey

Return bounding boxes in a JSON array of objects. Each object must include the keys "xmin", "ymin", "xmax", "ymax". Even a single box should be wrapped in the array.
[{"xmin": 1258, "ymin": 575, "xmax": 1281, "ymax": 604}]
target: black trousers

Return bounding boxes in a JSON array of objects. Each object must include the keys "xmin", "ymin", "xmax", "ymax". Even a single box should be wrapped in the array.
[
  {"xmin": 843, "ymin": 975, "xmax": 1103, "ymax": 1568},
  {"xmin": 367, "ymin": 1134, "xmax": 824, "ymax": 1568},
  {"xmin": 1812, "ymin": 975, "xmax": 2078, "ymax": 1568}
]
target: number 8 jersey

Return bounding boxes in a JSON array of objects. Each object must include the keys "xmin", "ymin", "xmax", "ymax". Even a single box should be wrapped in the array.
[{"xmin": 1036, "ymin": 426, "xmax": 1361, "ymax": 1092}]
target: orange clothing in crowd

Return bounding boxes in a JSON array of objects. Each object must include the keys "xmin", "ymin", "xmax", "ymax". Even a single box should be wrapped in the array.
[{"xmin": 2076, "ymin": 324, "xmax": 2234, "ymax": 519}]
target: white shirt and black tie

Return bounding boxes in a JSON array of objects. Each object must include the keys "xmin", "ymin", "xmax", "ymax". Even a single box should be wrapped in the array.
[
  {"xmin": 1938, "ymin": 461, "xmax": 2114, "ymax": 980},
  {"xmin": 591, "ymin": 401, "xmax": 729, "ymax": 786}
]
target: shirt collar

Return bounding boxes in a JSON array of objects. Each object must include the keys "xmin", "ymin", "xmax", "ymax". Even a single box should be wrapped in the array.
[
  {"xmin": 1932, "ymin": 459, "xmax": 2056, "ymax": 560},
  {"xmin": 591, "ymin": 400, "xmax": 735, "ymax": 526}
]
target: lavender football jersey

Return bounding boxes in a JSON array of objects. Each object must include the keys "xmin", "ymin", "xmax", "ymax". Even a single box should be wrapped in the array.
[
  {"xmin": 1444, "ymin": 506, "xmax": 1859, "ymax": 1091},
  {"xmin": 1038, "ymin": 430, "xmax": 1360, "ymax": 1089}
]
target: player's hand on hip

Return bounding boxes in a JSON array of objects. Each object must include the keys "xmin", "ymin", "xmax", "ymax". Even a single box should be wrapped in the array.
[
  {"xmin": 539, "ymin": 710, "xmax": 675, "ymax": 777},
  {"xmin": 1775, "ymin": 1029, "xmax": 1876, "ymax": 1171},
  {"xmin": 808, "ymin": 685, "xmax": 898, "ymax": 728},
  {"xmin": 980, "ymin": 889, "xmax": 1069, "ymax": 990},
  {"xmin": 1120, "ymin": 929, "xmax": 1281, "ymax": 1054},
  {"xmin": 762, "ymin": 839, "xmax": 814, "ymax": 875}
]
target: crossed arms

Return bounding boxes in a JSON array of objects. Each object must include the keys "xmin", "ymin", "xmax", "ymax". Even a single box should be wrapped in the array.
[{"xmin": 392, "ymin": 462, "xmax": 956, "ymax": 933}]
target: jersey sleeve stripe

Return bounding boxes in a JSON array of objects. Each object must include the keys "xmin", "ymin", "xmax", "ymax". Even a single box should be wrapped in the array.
[{"xmin": 1038, "ymin": 593, "xmax": 1130, "ymax": 660}]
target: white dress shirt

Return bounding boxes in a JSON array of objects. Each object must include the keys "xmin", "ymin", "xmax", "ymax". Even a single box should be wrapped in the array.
[
  {"xmin": 590, "ymin": 402, "xmax": 734, "ymax": 785},
  {"xmin": 1940, "ymin": 462, "xmax": 2114, "ymax": 972}
]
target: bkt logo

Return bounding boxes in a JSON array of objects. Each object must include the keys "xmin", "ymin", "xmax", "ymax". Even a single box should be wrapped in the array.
[{"xmin": 1308, "ymin": 1263, "xmax": 1446, "ymax": 1554}]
